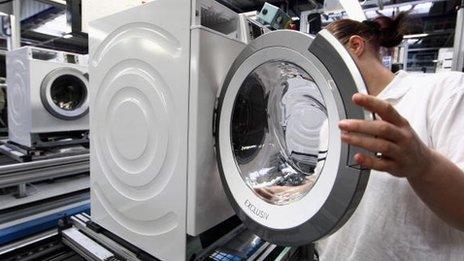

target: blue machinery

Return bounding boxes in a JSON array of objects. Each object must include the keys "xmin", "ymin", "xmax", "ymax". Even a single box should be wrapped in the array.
[{"xmin": 0, "ymin": 203, "xmax": 90, "ymax": 245}]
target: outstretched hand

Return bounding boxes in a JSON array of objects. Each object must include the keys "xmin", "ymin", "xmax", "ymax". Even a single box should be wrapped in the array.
[{"xmin": 339, "ymin": 93, "xmax": 433, "ymax": 179}]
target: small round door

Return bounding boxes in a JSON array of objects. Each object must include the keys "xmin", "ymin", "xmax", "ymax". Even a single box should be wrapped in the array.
[
  {"xmin": 41, "ymin": 68, "xmax": 89, "ymax": 120},
  {"xmin": 215, "ymin": 29, "xmax": 372, "ymax": 246}
]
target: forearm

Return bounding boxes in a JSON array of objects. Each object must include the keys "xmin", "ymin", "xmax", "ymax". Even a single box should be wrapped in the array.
[{"xmin": 408, "ymin": 149, "xmax": 464, "ymax": 231}]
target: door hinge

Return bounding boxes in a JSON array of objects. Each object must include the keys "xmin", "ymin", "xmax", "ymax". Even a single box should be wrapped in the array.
[{"xmin": 212, "ymin": 98, "xmax": 219, "ymax": 138}]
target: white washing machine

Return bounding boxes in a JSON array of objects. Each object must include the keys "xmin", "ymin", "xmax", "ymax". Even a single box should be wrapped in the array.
[
  {"xmin": 89, "ymin": 0, "xmax": 372, "ymax": 260},
  {"xmin": 6, "ymin": 47, "xmax": 89, "ymax": 148}
]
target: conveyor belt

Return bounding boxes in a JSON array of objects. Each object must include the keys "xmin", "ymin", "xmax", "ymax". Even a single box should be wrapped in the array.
[
  {"xmin": 0, "ymin": 189, "xmax": 89, "ymax": 224},
  {"xmin": 0, "ymin": 189, "xmax": 90, "ymax": 245},
  {"xmin": 0, "ymin": 211, "xmax": 313, "ymax": 261}
]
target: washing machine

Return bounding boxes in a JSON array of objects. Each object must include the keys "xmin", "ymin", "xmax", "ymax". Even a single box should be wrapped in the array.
[
  {"xmin": 6, "ymin": 47, "xmax": 89, "ymax": 148},
  {"xmin": 89, "ymin": 0, "xmax": 371, "ymax": 260}
]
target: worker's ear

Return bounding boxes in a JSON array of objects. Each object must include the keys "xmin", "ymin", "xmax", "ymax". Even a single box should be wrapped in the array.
[{"xmin": 347, "ymin": 35, "xmax": 366, "ymax": 58}]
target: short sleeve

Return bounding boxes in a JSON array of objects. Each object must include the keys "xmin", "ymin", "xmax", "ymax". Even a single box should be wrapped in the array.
[{"xmin": 429, "ymin": 75, "xmax": 464, "ymax": 170}]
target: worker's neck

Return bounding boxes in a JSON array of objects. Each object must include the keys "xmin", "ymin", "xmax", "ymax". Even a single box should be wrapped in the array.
[{"xmin": 359, "ymin": 61, "xmax": 395, "ymax": 97}]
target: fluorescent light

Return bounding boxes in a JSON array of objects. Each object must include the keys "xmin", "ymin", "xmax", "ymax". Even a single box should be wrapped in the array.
[
  {"xmin": 404, "ymin": 33, "xmax": 429, "ymax": 39},
  {"xmin": 33, "ymin": 13, "xmax": 71, "ymax": 37}
]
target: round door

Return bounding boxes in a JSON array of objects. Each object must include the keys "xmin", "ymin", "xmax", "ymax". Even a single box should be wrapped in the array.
[
  {"xmin": 215, "ymin": 29, "xmax": 372, "ymax": 246},
  {"xmin": 41, "ymin": 68, "xmax": 89, "ymax": 120}
]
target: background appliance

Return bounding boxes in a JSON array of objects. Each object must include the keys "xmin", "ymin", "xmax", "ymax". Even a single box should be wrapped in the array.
[
  {"xmin": 436, "ymin": 47, "xmax": 454, "ymax": 72},
  {"xmin": 89, "ymin": 0, "xmax": 371, "ymax": 260},
  {"xmin": 257, "ymin": 2, "xmax": 292, "ymax": 30},
  {"xmin": 6, "ymin": 47, "xmax": 89, "ymax": 148}
]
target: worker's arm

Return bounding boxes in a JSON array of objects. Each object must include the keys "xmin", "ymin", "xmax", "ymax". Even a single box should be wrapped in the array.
[{"xmin": 338, "ymin": 93, "xmax": 464, "ymax": 231}]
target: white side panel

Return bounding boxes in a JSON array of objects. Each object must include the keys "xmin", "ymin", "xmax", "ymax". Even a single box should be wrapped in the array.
[
  {"xmin": 89, "ymin": 1, "xmax": 190, "ymax": 260},
  {"xmin": 7, "ymin": 48, "xmax": 32, "ymax": 147},
  {"xmin": 187, "ymin": 28, "xmax": 245, "ymax": 235},
  {"xmin": 29, "ymin": 60, "xmax": 89, "ymax": 133},
  {"xmin": 81, "ymin": 0, "xmax": 153, "ymax": 33}
]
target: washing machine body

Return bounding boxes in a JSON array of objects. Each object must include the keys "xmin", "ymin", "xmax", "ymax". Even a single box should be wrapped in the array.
[
  {"xmin": 6, "ymin": 46, "xmax": 89, "ymax": 148},
  {"xmin": 89, "ymin": 1, "xmax": 256, "ymax": 259},
  {"xmin": 89, "ymin": 0, "xmax": 371, "ymax": 260}
]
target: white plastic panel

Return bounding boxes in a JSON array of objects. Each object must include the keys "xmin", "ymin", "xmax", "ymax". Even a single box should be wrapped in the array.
[
  {"xmin": 7, "ymin": 47, "xmax": 32, "ymax": 147},
  {"xmin": 187, "ymin": 28, "xmax": 246, "ymax": 235},
  {"xmin": 89, "ymin": 1, "xmax": 191, "ymax": 260},
  {"xmin": 81, "ymin": 0, "xmax": 153, "ymax": 33}
]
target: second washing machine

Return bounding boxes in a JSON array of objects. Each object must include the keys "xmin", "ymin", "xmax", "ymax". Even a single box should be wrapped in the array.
[{"xmin": 7, "ymin": 46, "xmax": 89, "ymax": 148}]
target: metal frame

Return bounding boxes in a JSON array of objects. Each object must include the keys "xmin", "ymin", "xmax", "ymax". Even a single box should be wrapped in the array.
[
  {"xmin": 0, "ymin": 229, "xmax": 58, "ymax": 256},
  {"xmin": 0, "ymin": 138, "xmax": 89, "ymax": 162},
  {"xmin": 452, "ymin": 1, "xmax": 464, "ymax": 72},
  {"xmin": 65, "ymin": 0, "xmax": 82, "ymax": 34},
  {"xmin": 35, "ymin": 0, "xmax": 67, "ymax": 8},
  {"xmin": 63, "ymin": 213, "xmax": 147, "ymax": 261},
  {"xmin": 299, "ymin": 0, "xmax": 446, "ymax": 18},
  {"xmin": 62, "ymin": 227, "xmax": 114, "ymax": 261},
  {"xmin": 9, "ymin": 0, "xmax": 20, "ymax": 50},
  {"xmin": 60, "ymin": 213, "xmax": 298, "ymax": 261},
  {"xmin": 0, "ymin": 191, "xmax": 89, "ymax": 224},
  {"xmin": 362, "ymin": 0, "xmax": 445, "ymax": 12}
]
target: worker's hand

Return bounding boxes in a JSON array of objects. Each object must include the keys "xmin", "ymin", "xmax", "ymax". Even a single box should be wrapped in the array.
[
  {"xmin": 254, "ymin": 176, "xmax": 316, "ymax": 203},
  {"xmin": 338, "ymin": 93, "xmax": 433, "ymax": 179}
]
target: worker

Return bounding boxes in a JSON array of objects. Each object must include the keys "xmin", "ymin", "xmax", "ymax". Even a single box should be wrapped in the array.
[{"xmin": 316, "ymin": 13, "xmax": 464, "ymax": 260}]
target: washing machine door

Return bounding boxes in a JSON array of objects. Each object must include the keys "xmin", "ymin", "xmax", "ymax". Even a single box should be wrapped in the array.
[
  {"xmin": 41, "ymin": 68, "xmax": 89, "ymax": 120},
  {"xmin": 215, "ymin": 29, "xmax": 372, "ymax": 246}
]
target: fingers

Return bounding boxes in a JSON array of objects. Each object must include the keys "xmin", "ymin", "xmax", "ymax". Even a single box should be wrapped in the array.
[
  {"xmin": 354, "ymin": 153, "xmax": 396, "ymax": 172},
  {"xmin": 339, "ymin": 119, "xmax": 403, "ymax": 142},
  {"xmin": 255, "ymin": 188, "xmax": 273, "ymax": 200},
  {"xmin": 352, "ymin": 93, "xmax": 407, "ymax": 126},
  {"xmin": 341, "ymin": 132, "xmax": 400, "ymax": 158}
]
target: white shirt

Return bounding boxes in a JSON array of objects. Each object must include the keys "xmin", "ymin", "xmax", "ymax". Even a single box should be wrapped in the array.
[{"xmin": 317, "ymin": 70, "xmax": 464, "ymax": 261}]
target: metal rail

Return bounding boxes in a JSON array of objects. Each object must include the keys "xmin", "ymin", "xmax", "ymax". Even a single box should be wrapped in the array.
[
  {"xmin": 0, "ymin": 229, "xmax": 58, "ymax": 256},
  {"xmin": 0, "ymin": 190, "xmax": 89, "ymax": 224},
  {"xmin": 62, "ymin": 227, "xmax": 114, "ymax": 261},
  {"xmin": 0, "ymin": 154, "xmax": 88, "ymax": 173},
  {"xmin": 0, "ymin": 154, "xmax": 89, "ymax": 189},
  {"xmin": 69, "ymin": 214, "xmax": 140, "ymax": 261},
  {"xmin": 453, "ymin": 1, "xmax": 464, "ymax": 71}
]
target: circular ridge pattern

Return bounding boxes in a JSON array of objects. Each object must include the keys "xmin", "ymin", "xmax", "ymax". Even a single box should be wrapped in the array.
[
  {"xmin": 94, "ymin": 59, "xmax": 177, "ymax": 200},
  {"xmin": 90, "ymin": 23, "xmax": 184, "ymax": 235},
  {"xmin": 9, "ymin": 58, "xmax": 28, "ymax": 137}
]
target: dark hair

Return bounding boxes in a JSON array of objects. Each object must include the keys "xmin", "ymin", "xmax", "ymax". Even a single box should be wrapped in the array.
[{"xmin": 325, "ymin": 12, "xmax": 410, "ymax": 49}]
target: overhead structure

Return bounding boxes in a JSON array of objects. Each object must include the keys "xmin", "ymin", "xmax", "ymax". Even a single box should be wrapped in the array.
[{"xmin": 323, "ymin": 0, "xmax": 366, "ymax": 21}]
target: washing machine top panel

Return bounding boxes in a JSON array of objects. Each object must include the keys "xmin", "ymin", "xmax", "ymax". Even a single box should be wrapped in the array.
[
  {"xmin": 40, "ymin": 67, "xmax": 89, "ymax": 120},
  {"xmin": 215, "ymin": 29, "xmax": 372, "ymax": 245}
]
